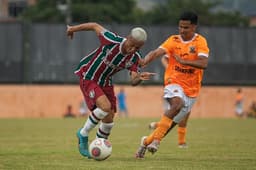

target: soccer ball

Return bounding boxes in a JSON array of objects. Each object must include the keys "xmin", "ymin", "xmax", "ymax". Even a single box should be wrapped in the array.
[{"xmin": 89, "ymin": 138, "xmax": 112, "ymax": 161}]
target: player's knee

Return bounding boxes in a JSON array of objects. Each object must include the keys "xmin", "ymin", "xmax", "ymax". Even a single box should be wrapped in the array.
[
  {"xmin": 102, "ymin": 113, "xmax": 114, "ymax": 123},
  {"xmin": 100, "ymin": 102, "xmax": 112, "ymax": 113},
  {"xmin": 101, "ymin": 107, "xmax": 112, "ymax": 114},
  {"xmin": 178, "ymin": 121, "xmax": 187, "ymax": 127},
  {"xmin": 179, "ymin": 113, "xmax": 189, "ymax": 127},
  {"xmin": 93, "ymin": 108, "xmax": 109, "ymax": 119}
]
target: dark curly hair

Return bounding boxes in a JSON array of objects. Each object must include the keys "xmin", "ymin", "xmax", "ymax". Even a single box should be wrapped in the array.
[{"xmin": 179, "ymin": 11, "xmax": 198, "ymax": 25}]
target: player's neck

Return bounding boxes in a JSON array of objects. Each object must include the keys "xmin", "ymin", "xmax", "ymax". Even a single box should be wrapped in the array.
[{"xmin": 180, "ymin": 33, "xmax": 196, "ymax": 42}]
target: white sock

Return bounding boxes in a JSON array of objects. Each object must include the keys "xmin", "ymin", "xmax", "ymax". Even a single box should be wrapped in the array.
[
  {"xmin": 96, "ymin": 122, "xmax": 114, "ymax": 139},
  {"xmin": 80, "ymin": 108, "xmax": 108, "ymax": 137}
]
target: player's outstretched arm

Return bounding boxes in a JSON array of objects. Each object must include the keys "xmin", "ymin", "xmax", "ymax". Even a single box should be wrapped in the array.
[
  {"xmin": 130, "ymin": 71, "xmax": 157, "ymax": 86},
  {"xmin": 66, "ymin": 22, "xmax": 104, "ymax": 39},
  {"xmin": 140, "ymin": 48, "xmax": 166, "ymax": 67}
]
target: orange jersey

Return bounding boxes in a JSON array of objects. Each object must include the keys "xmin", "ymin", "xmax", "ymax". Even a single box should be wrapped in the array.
[
  {"xmin": 236, "ymin": 93, "xmax": 243, "ymax": 102},
  {"xmin": 160, "ymin": 33, "xmax": 209, "ymax": 97}
]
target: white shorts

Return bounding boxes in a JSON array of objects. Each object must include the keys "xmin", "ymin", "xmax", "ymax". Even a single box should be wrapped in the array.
[
  {"xmin": 235, "ymin": 103, "xmax": 243, "ymax": 115},
  {"xmin": 163, "ymin": 84, "xmax": 196, "ymax": 123}
]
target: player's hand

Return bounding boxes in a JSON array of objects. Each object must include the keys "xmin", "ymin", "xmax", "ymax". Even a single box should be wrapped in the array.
[
  {"xmin": 174, "ymin": 55, "xmax": 185, "ymax": 64},
  {"xmin": 66, "ymin": 25, "xmax": 74, "ymax": 39},
  {"xmin": 139, "ymin": 58, "xmax": 150, "ymax": 68},
  {"xmin": 139, "ymin": 72, "xmax": 157, "ymax": 80}
]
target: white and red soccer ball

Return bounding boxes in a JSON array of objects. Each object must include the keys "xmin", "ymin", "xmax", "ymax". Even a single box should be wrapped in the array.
[{"xmin": 89, "ymin": 138, "xmax": 112, "ymax": 161}]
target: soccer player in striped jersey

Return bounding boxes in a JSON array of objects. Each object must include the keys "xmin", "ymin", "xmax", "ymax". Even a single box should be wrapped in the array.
[
  {"xmin": 66, "ymin": 22, "xmax": 155, "ymax": 158},
  {"xmin": 135, "ymin": 11, "xmax": 210, "ymax": 158}
]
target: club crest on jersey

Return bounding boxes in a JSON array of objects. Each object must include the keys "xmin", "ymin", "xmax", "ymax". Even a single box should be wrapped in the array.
[
  {"xmin": 125, "ymin": 61, "xmax": 133, "ymax": 68},
  {"xmin": 89, "ymin": 90, "xmax": 95, "ymax": 98},
  {"xmin": 189, "ymin": 46, "xmax": 196, "ymax": 53},
  {"xmin": 106, "ymin": 49, "xmax": 112, "ymax": 56}
]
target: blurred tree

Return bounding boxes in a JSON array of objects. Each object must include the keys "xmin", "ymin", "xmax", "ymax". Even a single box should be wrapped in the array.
[
  {"xmin": 142, "ymin": 0, "xmax": 249, "ymax": 26},
  {"xmin": 19, "ymin": 1, "xmax": 64, "ymax": 22},
  {"xmin": 19, "ymin": 0, "xmax": 249, "ymax": 26},
  {"xmin": 141, "ymin": 0, "xmax": 217, "ymax": 25},
  {"xmin": 71, "ymin": 0, "xmax": 138, "ymax": 23},
  {"xmin": 211, "ymin": 11, "xmax": 249, "ymax": 27},
  {"xmin": 19, "ymin": 0, "xmax": 142, "ymax": 24}
]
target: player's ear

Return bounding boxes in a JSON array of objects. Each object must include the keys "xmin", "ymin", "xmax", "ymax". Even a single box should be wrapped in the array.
[{"xmin": 192, "ymin": 24, "xmax": 197, "ymax": 31}]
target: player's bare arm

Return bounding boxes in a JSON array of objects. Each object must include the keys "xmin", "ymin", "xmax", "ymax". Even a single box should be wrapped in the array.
[
  {"xmin": 130, "ymin": 71, "xmax": 157, "ymax": 86},
  {"xmin": 66, "ymin": 22, "xmax": 104, "ymax": 39},
  {"xmin": 141, "ymin": 48, "xmax": 166, "ymax": 67},
  {"xmin": 174, "ymin": 55, "xmax": 208, "ymax": 69},
  {"xmin": 161, "ymin": 55, "xmax": 169, "ymax": 69}
]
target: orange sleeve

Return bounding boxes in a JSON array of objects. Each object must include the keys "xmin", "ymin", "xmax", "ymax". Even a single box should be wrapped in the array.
[
  {"xmin": 197, "ymin": 36, "xmax": 209, "ymax": 57},
  {"xmin": 160, "ymin": 35, "xmax": 175, "ymax": 56}
]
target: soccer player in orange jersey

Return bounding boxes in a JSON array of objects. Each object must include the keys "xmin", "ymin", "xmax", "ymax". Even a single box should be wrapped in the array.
[
  {"xmin": 148, "ymin": 55, "xmax": 191, "ymax": 149},
  {"xmin": 135, "ymin": 11, "xmax": 210, "ymax": 158},
  {"xmin": 235, "ymin": 88, "xmax": 244, "ymax": 118}
]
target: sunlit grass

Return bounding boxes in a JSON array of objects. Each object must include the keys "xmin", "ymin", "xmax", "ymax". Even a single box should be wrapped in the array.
[{"xmin": 0, "ymin": 118, "xmax": 256, "ymax": 170}]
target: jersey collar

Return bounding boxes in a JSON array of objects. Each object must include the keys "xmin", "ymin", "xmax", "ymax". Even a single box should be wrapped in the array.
[{"xmin": 179, "ymin": 33, "xmax": 198, "ymax": 43}]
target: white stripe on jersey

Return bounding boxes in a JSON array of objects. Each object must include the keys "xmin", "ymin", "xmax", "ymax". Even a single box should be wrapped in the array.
[{"xmin": 101, "ymin": 29, "xmax": 122, "ymax": 44}]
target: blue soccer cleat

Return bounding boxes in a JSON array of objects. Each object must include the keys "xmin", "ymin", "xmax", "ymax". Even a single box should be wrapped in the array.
[{"xmin": 76, "ymin": 128, "xmax": 91, "ymax": 158}]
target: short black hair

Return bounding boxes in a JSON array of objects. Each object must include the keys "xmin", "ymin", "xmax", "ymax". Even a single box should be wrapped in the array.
[{"xmin": 179, "ymin": 11, "xmax": 198, "ymax": 25}]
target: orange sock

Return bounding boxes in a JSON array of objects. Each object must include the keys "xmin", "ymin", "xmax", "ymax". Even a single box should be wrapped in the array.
[
  {"xmin": 178, "ymin": 127, "xmax": 186, "ymax": 144},
  {"xmin": 144, "ymin": 115, "xmax": 172, "ymax": 145},
  {"xmin": 144, "ymin": 131, "xmax": 155, "ymax": 145}
]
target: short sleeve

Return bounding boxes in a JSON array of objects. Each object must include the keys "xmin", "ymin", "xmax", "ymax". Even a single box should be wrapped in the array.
[
  {"xmin": 197, "ymin": 36, "xmax": 209, "ymax": 58},
  {"xmin": 99, "ymin": 30, "xmax": 123, "ymax": 45},
  {"xmin": 159, "ymin": 35, "xmax": 175, "ymax": 56}
]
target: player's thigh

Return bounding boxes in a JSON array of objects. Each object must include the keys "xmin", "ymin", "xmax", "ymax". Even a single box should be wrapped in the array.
[
  {"xmin": 174, "ymin": 96, "xmax": 196, "ymax": 123},
  {"xmin": 163, "ymin": 84, "xmax": 185, "ymax": 118},
  {"xmin": 96, "ymin": 95, "xmax": 112, "ymax": 112},
  {"xmin": 102, "ymin": 86, "xmax": 117, "ymax": 113},
  {"xmin": 80, "ymin": 79, "xmax": 111, "ymax": 112}
]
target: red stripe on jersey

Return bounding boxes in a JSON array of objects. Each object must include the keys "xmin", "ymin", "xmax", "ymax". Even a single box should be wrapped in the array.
[{"xmin": 92, "ymin": 44, "xmax": 120, "ymax": 85}]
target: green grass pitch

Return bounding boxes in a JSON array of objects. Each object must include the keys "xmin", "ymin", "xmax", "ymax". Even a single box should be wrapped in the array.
[{"xmin": 0, "ymin": 118, "xmax": 256, "ymax": 170}]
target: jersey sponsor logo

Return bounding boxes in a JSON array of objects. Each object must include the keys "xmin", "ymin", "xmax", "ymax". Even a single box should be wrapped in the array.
[
  {"xmin": 89, "ymin": 90, "xmax": 95, "ymax": 99},
  {"xmin": 102, "ymin": 57, "xmax": 134, "ymax": 69},
  {"xmin": 102, "ymin": 57, "xmax": 119, "ymax": 69},
  {"xmin": 175, "ymin": 65, "xmax": 195, "ymax": 74}
]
